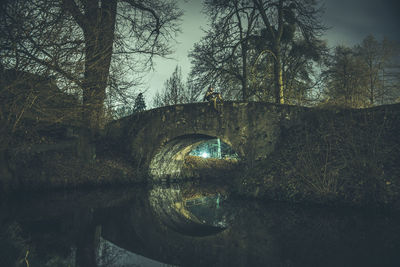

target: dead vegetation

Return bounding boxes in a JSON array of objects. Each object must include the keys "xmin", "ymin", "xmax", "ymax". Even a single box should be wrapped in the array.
[{"xmin": 182, "ymin": 155, "xmax": 239, "ymax": 179}]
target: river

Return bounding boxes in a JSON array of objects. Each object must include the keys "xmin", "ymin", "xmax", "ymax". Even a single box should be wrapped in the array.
[{"xmin": 1, "ymin": 181, "xmax": 399, "ymax": 267}]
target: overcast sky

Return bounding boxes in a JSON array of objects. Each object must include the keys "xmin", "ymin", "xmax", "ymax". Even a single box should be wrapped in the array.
[{"xmin": 143, "ymin": 0, "xmax": 400, "ymax": 106}]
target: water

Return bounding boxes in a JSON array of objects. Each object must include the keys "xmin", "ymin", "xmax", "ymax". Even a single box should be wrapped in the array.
[{"xmin": 1, "ymin": 181, "xmax": 400, "ymax": 267}]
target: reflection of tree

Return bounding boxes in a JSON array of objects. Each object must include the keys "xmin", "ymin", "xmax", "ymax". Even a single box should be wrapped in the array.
[
  {"xmin": 0, "ymin": 221, "xmax": 77, "ymax": 267},
  {"xmin": 0, "ymin": 188, "xmax": 150, "ymax": 267},
  {"xmin": 97, "ymin": 238, "xmax": 137, "ymax": 267},
  {"xmin": 0, "ymin": 222, "xmax": 30, "ymax": 267}
]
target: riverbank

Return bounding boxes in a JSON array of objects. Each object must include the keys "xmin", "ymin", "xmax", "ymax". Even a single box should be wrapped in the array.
[
  {"xmin": 1, "ymin": 103, "xmax": 400, "ymax": 211},
  {"xmin": 0, "ymin": 121, "xmax": 144, "ymax": 195},
  {"xmin": 230, "ymin": 104, "xmax": 400, "ymax": 210}
]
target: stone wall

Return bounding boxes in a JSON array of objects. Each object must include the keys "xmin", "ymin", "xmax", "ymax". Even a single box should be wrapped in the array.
[
  {"xmin": 105, "ymin": 102, "xmax": 400, "ymax": 208},
  {"xmin": 105, "ymin": 101, "xmax": 305, "ymax": 180},
  {"xmin": 2, "ymin": 100, "xmax": 399, "ymax": 209}
]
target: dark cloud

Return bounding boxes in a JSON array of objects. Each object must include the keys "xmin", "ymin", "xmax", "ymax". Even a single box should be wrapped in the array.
[{"xmin": 323, "ymin": 0, "xmax": 400, "ymax": 45}]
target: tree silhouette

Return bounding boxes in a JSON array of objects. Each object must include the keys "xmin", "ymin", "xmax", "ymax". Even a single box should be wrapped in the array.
[
  {"xmin": 322, "ymin": 36, "xmax": 400, "ymax": 108},
  {"xmin": 189, "ymin": 0, "xmax": 327, "ymax": 103},
  {"xmin": 153, "ymin": 65, "xmax": 186, "ymax": 107},
  {"xmin": 133, "ymin": 93, "xmax": 146, "ymax": 113},
  {"xmin": 356, "ymin": 35, "xmax": 399, "ymax": 105},
  {"xmin": 323, "ymin": 46, "xmax": 368, "ymax": 108},
  {"xmin": 0, "ymin": 0, "xmax": 182, "ymax": 129},
  {"xmin": 251, "ymin": 0, "xmax": 326, "ymax": 104},
  {"xmin": 189, "ymin": 0, "xmax": 258, "ymax": 100}
]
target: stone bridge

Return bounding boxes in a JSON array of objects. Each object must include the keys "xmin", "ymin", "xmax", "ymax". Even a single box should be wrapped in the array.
[{"xmin": 105, "ymin": 101, "xmax": 306, "ymax": 180}]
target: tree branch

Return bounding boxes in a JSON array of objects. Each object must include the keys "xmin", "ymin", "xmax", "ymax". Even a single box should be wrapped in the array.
[
  {"xmin": 122, "ymin": 0, "xmax": 161, "ymax": 33},
  {"xmin": 62, "ymin": 0, "xmax": 89, "ymax": 32}
]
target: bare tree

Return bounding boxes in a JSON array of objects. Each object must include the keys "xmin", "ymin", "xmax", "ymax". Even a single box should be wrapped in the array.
[
  {"xmin": 152, "ymin": 65, "xmax": 203, "ymax": 108},
  {"xmin": 190, "ymin": 0, "xmax": 258, "ymax": 100},
  {"xmin": 0, "ymin": 0, "xmax": 183, "ymax": 129},
  {"xmin": 183, "ymin": 76, "xmax": 203, "ymax": 103},
  {"xmin": 153, "ymin": 65, "xmax": 185, "ymax": 107},
  {"xmin": 322, "ymin": 37, "xmax": 400, "ymax": 108},
  {"xmin": 251, "ymin": 0, "xmax": 326, "ymax": 104},
  {"xmin": 322, "ymin": 46, "xmax": 369, "ymax": 108},
  {"xmin": 189, "ymin": 0, "xmax": 326, "ymax": 103},
  {"xmin": 356, "ymin": 35, "xmax": 399, "ymax": 105},
  {"xmin": 251, "ymin": 27, "xmax": 327, "ymax": 104}
]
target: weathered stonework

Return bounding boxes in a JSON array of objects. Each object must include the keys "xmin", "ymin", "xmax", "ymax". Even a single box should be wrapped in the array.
[
  {"xmin": 105, "ymin": 101, "xmax": 303, "ymax": 180},
  {"xmin": 2, "ymin": 100, "xmax": 399, "ymax": 208},
  {"xmin": 105, "ymin": 102, "xmax": 400, "ymax": 208}
]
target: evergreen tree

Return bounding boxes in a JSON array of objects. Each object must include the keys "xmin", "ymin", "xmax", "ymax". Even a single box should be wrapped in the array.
[{"xmin": 133, "ymin": 93, "xmax": 146, "ymax": 113}]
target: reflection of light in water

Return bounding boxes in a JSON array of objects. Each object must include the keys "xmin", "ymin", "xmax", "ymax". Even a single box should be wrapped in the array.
[
  {"xmin": 201, "ymin": 152, "xmax": 209, "ymax": 158},
  {"xmin": 184, "ymin": 194, "xmax": 228, "ymax": 228},
  {"xmin": 149, "ymin": 186, "xmax": 229, "ymax": 236}
]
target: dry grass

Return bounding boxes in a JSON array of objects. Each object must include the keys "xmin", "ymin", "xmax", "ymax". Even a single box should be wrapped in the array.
[{"xmin": 182, "ymin": 155, "xmax": 239, "ymax": 179}]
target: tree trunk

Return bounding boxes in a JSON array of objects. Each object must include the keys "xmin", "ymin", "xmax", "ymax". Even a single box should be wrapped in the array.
[
  {"xmin": 369, "ymin": 72, "xmax": 375, "ymax": 105},
  {"xmin": 82, "ymin": 0, "xmax": 117, "ymax": 130},
  {"xmin": 75, "ymin": 209, "xmax": 101, "ymax": 267},
  {"xmin": 273, "ymin": 46, "xmax": 284, "ymax": 104},
  {"xmin": 234, "ymin": 0, "xmax": 249, "ymax": 101},
  {"xmin": 241, "ymin": 44, "xmax": 249, "ymax": 100}
]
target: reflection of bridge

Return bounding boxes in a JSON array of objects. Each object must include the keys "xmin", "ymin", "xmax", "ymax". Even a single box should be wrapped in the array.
[
  {"xmin": 105, "ymin": 102, "xmax": 305, "ymax": 180},
  {"xmin": 185, "ymin": 194, "xmax": 222, "ymax": 208},
  {"xmin": 148, "ymin": 186, "xmax": 225, "ymax": 236},
  {"xmin": 100, "ymin": 185, "xmax": 400, "ymax": 267},
  {"xmin": 8, "ymin": 182, "xmax": 399, "ymax": 267}
]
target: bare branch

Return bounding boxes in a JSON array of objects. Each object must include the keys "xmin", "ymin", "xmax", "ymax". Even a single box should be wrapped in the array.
[{"xmin": 62, "ymin": 0, "xmax": 89, "ymax": 32}]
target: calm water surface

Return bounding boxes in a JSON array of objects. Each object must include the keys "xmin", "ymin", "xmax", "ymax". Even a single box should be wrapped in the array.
[{"xmin": 1, "ymin": 181, "xmax": 400, "ymax": 267}]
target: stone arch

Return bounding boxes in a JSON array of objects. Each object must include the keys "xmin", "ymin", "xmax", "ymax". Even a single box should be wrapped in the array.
[
  {"xmin": 149, "ymin": 133, "xmax": 239, "ymax": 181},
  {"xmin": 105, "ymin": 102, "xmax": 287, "ymax": 181}
]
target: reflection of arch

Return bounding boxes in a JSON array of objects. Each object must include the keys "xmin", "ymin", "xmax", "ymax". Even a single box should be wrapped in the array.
[
  {"xmin": 102, "ymin": 193, "xmax": 400, "ymax": 267},
  {"xmin": 149, "ymin": 134, "xmax": 238, "ymax": 181},
  {"xmin": 149, "ymin": 185, "xmax": 226, "ymax": 237}
]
